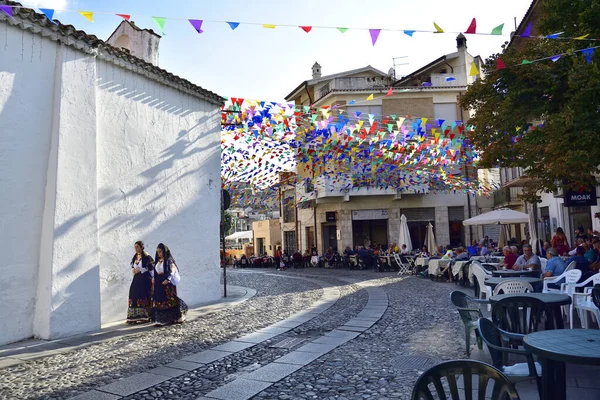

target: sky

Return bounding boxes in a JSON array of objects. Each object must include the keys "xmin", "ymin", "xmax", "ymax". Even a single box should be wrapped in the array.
[{"xmin": 23, "ymin": 0, "xmax": 532, "ymax": 102}]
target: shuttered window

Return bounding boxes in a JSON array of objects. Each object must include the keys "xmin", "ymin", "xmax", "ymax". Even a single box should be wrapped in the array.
[
  {"xmin": 448, "ymin": 206, "xmax": 465, "ymax": 221},
  {"xmin": 401, "ymin": 208, "xmax": 435, "ymax": 221}
]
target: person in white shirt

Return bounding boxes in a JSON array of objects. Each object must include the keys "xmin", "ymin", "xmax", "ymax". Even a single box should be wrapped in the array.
[
  {"xmin": 568, "ymin": 239, "xmax": 584, "ymax": 256},
  {"xmin": 400, "ymin": 244, "xmax": 410, "ymax": 255},
  {"xmin": 151, "ymin": 243, "xmax": 188, "ymax": 326}
]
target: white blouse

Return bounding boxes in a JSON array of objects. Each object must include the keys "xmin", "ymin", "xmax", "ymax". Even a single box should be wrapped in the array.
[
  {"xmin": 133, "ymin": 256, "xmax": 148, "ymax": 274},
  {"xmin": 155, "ymin": 260, "xmax": 165, "ymax": 275}
]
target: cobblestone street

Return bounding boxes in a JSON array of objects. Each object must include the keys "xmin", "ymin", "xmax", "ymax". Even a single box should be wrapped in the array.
[{"xmin": 0, "ymin": 269, "xmax": 481, "ymax": 400}]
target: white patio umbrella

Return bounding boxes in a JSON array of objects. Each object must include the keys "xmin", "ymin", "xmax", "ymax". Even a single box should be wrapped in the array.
[
  {"xmin": 425, "ymin": 222, "xmax": 438, "ymax": 255},
  {"xmin": 463, "ymin": 208, "xmax": 530, "ymax": 226},
  {"xmin": 529, "ymin": 211, "xmax": 539, "ymax": 254},
  {"xmin": 398, "ymin": 214, "xmax": 413, "ymax": 252}
]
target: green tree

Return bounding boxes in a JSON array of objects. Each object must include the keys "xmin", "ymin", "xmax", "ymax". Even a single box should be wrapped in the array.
[
  {"xmin": 461, "ymin": 0, "xmax": 600, "ymax": 201},
  {"xmin": 221, "ymin": 210, "xmax": 233, "ymax": 236}
]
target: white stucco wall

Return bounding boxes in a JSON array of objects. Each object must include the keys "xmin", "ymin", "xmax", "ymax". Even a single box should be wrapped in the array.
[
  {"xmin": 0, "ymin": 21, "xmax": 221, "ymax": 345},
  {"xmin": 0, "ymin": 27, "xmax": 57, "ymax": 345},
  {"xmin": 96, "ymin": 61, "xmax": 221, "ymax": 324}
]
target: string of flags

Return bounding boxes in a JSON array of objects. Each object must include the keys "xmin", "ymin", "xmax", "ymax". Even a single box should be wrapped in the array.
[{"xmin": 1, "ymin": 5, "xmax": 599, "ymax": 46}]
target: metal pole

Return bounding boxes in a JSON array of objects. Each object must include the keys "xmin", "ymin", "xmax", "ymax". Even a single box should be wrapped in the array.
[{"xmin": 459, "ymin": 94, "xmax": 473, "ymax": 243}]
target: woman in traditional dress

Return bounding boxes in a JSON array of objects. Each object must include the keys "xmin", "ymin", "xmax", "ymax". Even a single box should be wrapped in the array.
[
  {"xmin": 127, "ymin": 241, "xmax": 154, "ymax": 324},
  {"xmin": 151, "ymin": 243, "xmax": 188, "ymax": 326}
]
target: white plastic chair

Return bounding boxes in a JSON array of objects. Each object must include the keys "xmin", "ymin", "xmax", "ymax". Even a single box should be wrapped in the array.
[
  {"xmin": 472, "ymin": 261, "xmax": 493, "ymax": 276},
  {"xmin": 542, "ymin": 263, "xmax": 579, "ymax": 293},
  {"xmin": 492, "ymin": 280, "xmax": 534, "ymax": 296},
  {"xmin": 570, "ymin": 273, "xmax": 600, "ymax": 328},
  {"xmin": 394, "ymin": 253, "xmax": 412, "ymax": 275},
  {"xmin": 540, "ymin": 257, "xmax": 548, "ymax": 270},
  {"xmin": 565, "ymin": 260, "xmax": 576, "ymax": 271},
  {"xmin": 471, "ymin": 263, "xmax": 492, "ymax": 310}
]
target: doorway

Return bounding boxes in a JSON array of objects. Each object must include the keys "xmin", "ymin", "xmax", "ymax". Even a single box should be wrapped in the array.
[
  {"xmin": 322, "ymin": 224, "xmax": 337, "ymax": 253},
  {"xmin": 352, "ymin": 219, "xmax": 388, "ymax": 248},
  {"xmin": 305, "ymin": 227, "xmax": 315, "ymax": 252}
]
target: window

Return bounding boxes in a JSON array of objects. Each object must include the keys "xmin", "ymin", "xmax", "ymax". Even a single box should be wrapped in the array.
[
  {"xmin": 283, "ymin": 190, "xmax": 295, "ymax": 223},
  {"xmin": 284, "ymin": 231, "xmax": 296, "ymax": 255}
]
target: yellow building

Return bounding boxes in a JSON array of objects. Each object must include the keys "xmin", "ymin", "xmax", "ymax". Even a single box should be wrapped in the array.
[
  {"xmin": 282, "ymin": 35, "xmax": 484, "ymax": 254},
  {"xmin": 252, "ymin": 219, "xmax": 282, "ymax": 257}
]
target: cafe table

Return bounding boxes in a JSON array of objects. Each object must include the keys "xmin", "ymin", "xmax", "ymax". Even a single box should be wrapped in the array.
[
  {"xmin": 492, "ymin": 269, "xmax": 541, "ymax": 278},
  {"xmin": 483, "ymin": 277, "xmax": 542, "ymax": 290},
  {"xmin": 489, "ymin": 292, "xmax": 571, "ymax": 329},
  {"xmin": 524, "ymin": 329, "xmax": 600, "ymax": 400},
  {"xmin": 427, "ymin": 259, "xmax": 451, "ymax": 277}
]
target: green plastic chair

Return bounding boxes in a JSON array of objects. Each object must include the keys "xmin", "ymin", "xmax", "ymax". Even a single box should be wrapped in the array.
[
  {"xmin": 411, "ymin": 360, "xmax": 521, "ymax": 400},
  {"xmin": 450, "ymin": 291, "xmax": 488, "ymax": 357}
]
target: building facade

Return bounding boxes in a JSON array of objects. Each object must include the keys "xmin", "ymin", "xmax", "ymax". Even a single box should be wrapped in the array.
[
  {"xmin": 282, "ymin": 35, "xmax": 483, "ymax": 254},
  {"xmin": 0, "ymin": 6, "xmax": 222, "ymax": 345},
  {"xmin": 252, "ymin": 219, "xmax": 282, "ymax": 257}
]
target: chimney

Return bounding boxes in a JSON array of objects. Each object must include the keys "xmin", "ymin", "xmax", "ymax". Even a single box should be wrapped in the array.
[
  {"xmin": 456, "ymin": 33, "xmax": 467, "ymax": 50},
  {"xmin": 107, "ymin": 20, "xmax": 161, "ymax": 66},
  {"xmin": 312, "ymin": 62, "xmax": 322, "ymax": 79}
]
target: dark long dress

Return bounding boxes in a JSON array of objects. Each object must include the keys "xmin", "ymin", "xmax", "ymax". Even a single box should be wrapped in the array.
[
  {"xmin": 127, "ymin": 252, "xmax": 154, "ymax": 323},
  {"xmin": 151, "ymin": 258, "xmax": 188, "ymax": 325}
]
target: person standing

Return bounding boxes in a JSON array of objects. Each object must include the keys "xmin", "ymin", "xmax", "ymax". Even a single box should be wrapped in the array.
[
  {"xmin": 552, "ymin": 227, "xmax": 570, "ymax": 256},
  {"xmin": 151, "ymin": 243, "xmax": 188, "ymax": 326},
  {"xmin": 127, "ymin": 241, "xmax": 154, "ymax": 324}
]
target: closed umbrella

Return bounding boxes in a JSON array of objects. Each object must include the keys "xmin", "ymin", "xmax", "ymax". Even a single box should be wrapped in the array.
[
  {"xmin": 498, "ymin": 225, "xmax": 508, "ymax": 248},
  {"xmin": 529, "ymin": 211, "xmax": 539, "ymax": 255},
  {"xmin": 425, "ymin": 222, "xmax": 438, "ymax": 255},
  {"xmin": 399, "ymin": 214, "xmax": 413, "ymax": 252}
]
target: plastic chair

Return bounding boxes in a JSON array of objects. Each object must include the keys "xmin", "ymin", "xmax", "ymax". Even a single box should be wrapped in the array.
[
  {"xmin": 411, "ymin": 359, "xmax": 521, "ymax": 400},
  {"xmin": 493, "ymin": 280, "xmax": 534, "ymax": 296},
  {"xmin": 394, "ymin": 253, "xmax": 412, "ymax": 275},
  {"xmin": 478, "ymin": 318, "xmax": 542, "ymax": 397},
  {"xmin": 471, "ymin": 263, "xmax": 493, "ymax": 310},
  {"xmin": 540, "ymin": 257, "xmax": 548, "ymax": 270},
  {"xmin": 572, "ymin": 281, "xmax": 600, "ymax": 328},
  {"xmin": 492, "ymin": 296, "xmax": 547, "ymax": 343},
  {"xmin": 542, "ymin": 265, "xmax": 580, "ymax": 293},
  {"xmin": 450, "ymin": 291, "xmax": 487, "ymax": 357}
]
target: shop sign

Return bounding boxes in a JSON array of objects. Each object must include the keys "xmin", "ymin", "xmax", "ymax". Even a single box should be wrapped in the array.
[
  {"xmin": 352, "ymin": 209, "xmax": 389, "ymax": 220},
  {"xmin": 564, "ymin": 187, "xmax": 597, "ymax": 207},
  {"xmin": 326, "ymin": 212, "xmax": 336, "ymax": 222}
]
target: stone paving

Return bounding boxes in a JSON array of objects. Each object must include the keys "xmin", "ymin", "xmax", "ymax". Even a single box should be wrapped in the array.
[{"xmin": 2, "ymin": 268, "xmax": 598, "ymax": 400}]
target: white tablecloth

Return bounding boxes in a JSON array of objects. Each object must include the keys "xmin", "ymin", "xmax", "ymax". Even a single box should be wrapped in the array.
[
  {"xmin": 452, "ymin": 261, "xmax": 470, "ymax": 279},
  {"xmin": 415, "ymin": 257, "xmax": 430, "ymax": 267},
  {"xmin": 428, "ymin": 259, "xmax": 451, "ymax": 276}
]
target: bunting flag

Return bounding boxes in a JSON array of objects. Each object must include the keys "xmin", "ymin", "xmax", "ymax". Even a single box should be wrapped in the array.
[
  {"xmin": 227, "ymin": 21, "xmax": 240, "ymax": 30},
  {"xmin": 299, "ymin": 26, "xmax": 312, "ymax": 33},
  {"xmin": 582, "ymin": 48, "xmax": 595, "ymax": 64},
  {"xmin": 189, "ymin": 19, "xmax": 203, "ymax": 34},
  {"xmin": 39, "ymin": 8, "xmax": 56, "ymax": 24},
  {"xmin": 116, "ymin": 14, "xmax": 131, "ymax": 21},
  {"xmin": 152, "ymin": 16, "xmax": 167, "ymax": 34},
  {"xmin": 79, "ymin": 11, "xmax": 93, "ymax": 22},
  {"xmin": 469, "ymin": 62, "xmax": 479, "ymax": 76},
  {"xmin": 337, "ymin": 27, "xmax": 348, "ymax": 33},
  {"xmin": 262, "ymin": 24, "xmax": 276, "ymax": 29},
  {"xmin": 521, "ymin": 21, "xmax": 533, "ymax": 38},
  {"xmin": 433, "ymin": 22, "xmax": 444, "ymax": 33},
  {"xmin": 491, "ymin": 23, "xmax": 504, "ymax": 35},
  {"xmin": 546, "ymin": 32, "xmax": 563, "ymax": 39},
  {"xmin": 0, "ymin": 5, "xmax": 13, "ymax": 19},
  {"xmin": 521, "ymin": 59, "xmax": 532, "ymax": 64},
  {"xmin": 496, "ymin": 57, "xmax": 506, "ymax": 70},
  {"xmin": 386, "ymin": 87, "xmax": 393, "ymax": 96},
  {"xmin": 575, "ymin": 34, "xmax": 590, "ymax": 40},
  {"xmin": 366, "ymin": 94, "xmax": 374, "ymax": 101},
  {"xmin": 369, "ymin": 29, "xmax": 381, "ymax": 46},
  {"xmin": 404, "ymin": 30, "xmax": 415, "ymax": 37},
  {"xmin": 550, "ymin": 54, "xmax": 561, "ymax": 62},
  {"xmin": 465, "ymin": 18, "xmax": 476, "ymax": 34}
]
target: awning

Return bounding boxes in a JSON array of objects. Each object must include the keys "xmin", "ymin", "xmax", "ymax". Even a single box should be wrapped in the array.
[
  {"xmin": 226, "ymin": 231, "xmax": 253, "ymax": 241},
  {"xmin": 463, "ymin": 208, "xmax": 530, "ymax": 226}
]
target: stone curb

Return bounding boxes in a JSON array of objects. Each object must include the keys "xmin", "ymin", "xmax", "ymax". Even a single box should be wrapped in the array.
[{"xmin": 0, "ymin": 285, "xmax": 256, "ymax": 369}]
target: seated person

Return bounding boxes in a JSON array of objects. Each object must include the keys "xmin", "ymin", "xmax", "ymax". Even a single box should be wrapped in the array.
[
  {"xmin": 534, "ymin": 247, "xmax": 567, "ymax": 292},
  {"xmin": 240, "ymin": 255, "xmax": 248, "ymax": 267},
  {"xmin": 502, "ymin": 246, "xmax": 518, "ymax": 270},
  {"xmin": 358, "ymin": 246, "xmax": 374, "ymax": 269},
  {"xmin": 584, "ymin": 242, "xmax": 597, "ymax": 263},
  {"xmin": 479, "ymin": 244, "xmax": 489, "ymax": 257},
  {"xmin": 292, "ymin": 250, "xmax": 303, "ymax": 268},
  {"xmin": 514, "ymin": 244, "xmax": 541, "ymax": 271},
  {"xmin": 419, "ymin": 246, "xmax": 430, "ymax": 257},
  {"xmin": 400, "ymin": 244, "xmax": 410, "ymax": 255},
  {"xmin": 568, "ymin": 239, "xmax": 585, "ymax": 256},
  {"xmin": 567, "ymin": 245, "xmax": 590, "ymax": 280},
  {"xmin": 324, "ymin": 247, "xmax": 335, "ymax": 268},
  {"xmin": 467, "ymin": 240, "xmax": 479, "ymax": 256}
]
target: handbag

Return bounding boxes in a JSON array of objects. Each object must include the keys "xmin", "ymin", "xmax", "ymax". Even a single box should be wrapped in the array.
[{"xmin": 171, "ymin": 266, "xmax": 181, "ymax": 286}]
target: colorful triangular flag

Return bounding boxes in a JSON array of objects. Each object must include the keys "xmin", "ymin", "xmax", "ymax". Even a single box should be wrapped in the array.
[
  {"xmin": 116, "ymin": 14, "xmax": 131, "ymax": 21},
  {"xmin": 39, "ymin": 8, "xmax": 56, "ymax": 24},
  {"xmin": 465, "ymin": 18, "xmax": 476, "ymax": 34},
  {"xmin": 366, "ymin": 94, "xmax": 374, "ymax": 101},
  {"xmin": 575, "ymin": 34, "xmax": 590, "ymax": 40},
  {"xmin": 79, "ymin": 11, "xmax": 93, "ymax": 22},
  {"xmin": 337, "ymin": 27, "xmax": 348, "ymax": 33},
  {"xmin": 403, "ymin": 30, "xmax": 415, "ymax": 37},
  {"xmin": 491, "ymin": 23, "xmax": 504, "ymax": 35},
  {"xmin": 0, "ymin": 5, "xmax": 13, "ymax": 19},
  {"xmin": 385, "ymin": 87, "xmax": 393, "ymax": 96},
  {"xmin": 469, "ymin": 62, "xmax": 479, "ymax": 76},
  {"xmin": 227, "ymin": 21, "xmax": 240, "ymax": 30},
  {"xmin": 496, "ymin": 57, "xmax": 506, "ymax": 70},
  {"xmin": 546, "ymin": 32, "xmax": 563, "ymax": 39},
  {"xmin": 189, "ymin": 19, "xmax": 203, "ymax": 34},
  {"xmin": 152, "ymin": 17, "xmax": 167, "ymax": 35},
  {"xmin": 550, "ymin": 54, "xmax": 561, "ymax": 62},
  {"xmin": 262, "ymin": 24, "xmax": 276, "ymax": 29},
  {"xmin": 433, "ymin": 22, "xmax": 444, "ymax": 33},
  {"xmin": 581, "ymin": 48, "xmax": 594, "ymax": 64},
  {"xmin": 521, "ymin": 22, "xmax": 532, "ymax": 38},
  {"xmin": 521, "ymin": 59, "xmax": 532, "ymax": 64},
  {"xmin": 299, "ymin": 26, "xmax": 312, "ymax": 33},
  {"xmin": 369, "ymin": 29, "xmax": 381, "ymax": 46}
]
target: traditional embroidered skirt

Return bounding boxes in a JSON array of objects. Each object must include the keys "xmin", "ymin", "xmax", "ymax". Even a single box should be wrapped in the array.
[
  {"xmin": 151, "ymin": 278, "xmax": 188, "ymax": 324},
  {"xmin": 127, "ymin": 272, "xmax": 152, "ymax": 322}
]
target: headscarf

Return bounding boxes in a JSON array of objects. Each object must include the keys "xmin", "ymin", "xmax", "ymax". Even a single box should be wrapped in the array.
[{"xmin": 155, "ymin": 243, "xmax": 177, "ymax": 278}]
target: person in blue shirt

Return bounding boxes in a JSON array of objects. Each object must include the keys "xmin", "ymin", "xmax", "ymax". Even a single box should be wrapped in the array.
[
  {"xmin": 534, "ymin": 247, "xmax": 567, "ymax": 292},
  {"xmin": 583, "ymin": 242, "xmax": 597, "ymax": 263},
  {"xmin": 566, "ymin": 245, "xmax": 589, "ymax": 281},
  {"xmin": 467, "ymin": 240, "xmax": 478, "ymax": 257}
]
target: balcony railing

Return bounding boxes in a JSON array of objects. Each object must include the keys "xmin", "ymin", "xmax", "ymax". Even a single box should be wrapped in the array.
[
  {"xmin": 315, "ymin": 76, "xmax": 392, "ymax": 100},
  {"xmin": 494, "ymin": 187, "xmax": 524, "ymax": 206}
]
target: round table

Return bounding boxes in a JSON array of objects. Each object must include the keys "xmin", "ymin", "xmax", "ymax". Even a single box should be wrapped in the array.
[
  {"xmin": 490, "ymin": 293, "xmax": 571, "ymax": 330},
  {"xmin": 492, "ymin": 269, "xmax": 541, "ymax": 278},
  {"xmin": 524, "ymin": 329, "xmax": 600, "ymax": 400},
  {"xmin": 484, "ymin": 277, "xmax": 542, "ymax": 289}
]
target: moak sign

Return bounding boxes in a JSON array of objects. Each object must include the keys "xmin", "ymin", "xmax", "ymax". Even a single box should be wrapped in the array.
[{"xmin": 563, "ymin": 187, "xmax": 598, "ymax": 207}]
